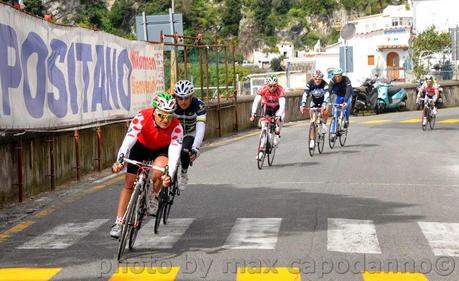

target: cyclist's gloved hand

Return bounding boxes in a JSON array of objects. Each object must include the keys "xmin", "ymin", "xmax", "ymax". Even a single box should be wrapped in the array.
[
  {"xmin": 249, "ymin": 114, "xmax": 256, "ymax": 122},
  {"xmin": 161, "ymin": 174, "xmax": 171, "ymax": 187},
  {"xmin": 112, "ymin": 162, "xmax": 123, "ymax": 173},
  {"xmin": 300, "ymin": 106, "xmax": 305, "ymax": 114},
  {"xmin": 190, "ymin": 147, "xmax": 200, "ymax": 161}
]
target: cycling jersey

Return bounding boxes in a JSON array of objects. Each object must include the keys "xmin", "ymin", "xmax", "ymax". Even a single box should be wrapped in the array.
[
  {"xmin": 328, "ymin": 75, "xmax": 353, "ymax": 101},
  {"xmin": 174, "ymin": 97, "xmax": 206, "ymax": 150},
  {"xmin": 117, "ymin": 107, "xmax": 183, "ymax": 176},
  {"xmin": 420, "ymin": 83, "xmax": 439, "ymax": 97},
  {"xmin": 252, "ymin": 84, "xmax": 286, "ymax": 120},
  {"xmin": 302, "ymin": 79, "xmax": 330, "ymax": 107}
]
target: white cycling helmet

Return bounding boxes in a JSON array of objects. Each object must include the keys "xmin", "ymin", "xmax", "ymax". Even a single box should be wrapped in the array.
[{"xmin": 174, "ymin": 80, "xmax": 194, "ymax": 98}]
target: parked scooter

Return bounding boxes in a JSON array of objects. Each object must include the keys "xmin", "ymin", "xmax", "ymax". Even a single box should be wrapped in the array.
[
  {"xmin": 374, "ymin": 79, "xmax": 407, "ymax": 114},
  {"xmin": 351, "ymin": 78, "xmax": 377, "ymax": 115}
]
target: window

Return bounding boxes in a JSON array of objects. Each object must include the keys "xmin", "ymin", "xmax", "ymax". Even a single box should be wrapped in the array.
[
  {"xmin": 368, "ymin": 55, "xmax": 375, "ymax": 65},
  {"xmin": 392, "ymin": 18, "xmax": 399, "ymax": 27}
]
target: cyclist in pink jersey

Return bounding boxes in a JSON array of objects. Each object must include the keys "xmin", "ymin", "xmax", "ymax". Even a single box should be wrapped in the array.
[{"xmin": 250, "ymin": 74, "xmax": 286, "ymax": 155}]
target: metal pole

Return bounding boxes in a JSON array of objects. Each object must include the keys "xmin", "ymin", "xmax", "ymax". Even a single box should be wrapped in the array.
[
  {"xmin": 216, "ymin": 47, "xmax": 222, "ymax": 137},
  {"xmin": 16, "ymin": 140, "xmax": 24, "ymax": 202},
  {"xmin": 224, "ymin": 46, "xmax": 229, "ymax": 100},
  {"xmin": 232, "ymin": 41, "xmax": 239, "ymax": 131},
  {"xmin": 48, "ymin": 136, "xmax": 55, "ymax": 190},
  {"xmin": 205, "ymin": 47, "xmax": 210, "ymax": 101},
  {"xmin": 74, "ymin": 129, "xmax": 80, "ymax": 181},
  {"xmin": 142, "ymin": 11, "xmax": 148, "ymax": 41},
  {"xmin": 184, "ymin": 45, "xmax": 188, "ymax": 80},
  {"xmin": 96, "ymin": 126, "xmax": 102, "ymax": 172},
  {"xmin": 199, "ymin": 47, "xmax": 204, "ymax": 99}
]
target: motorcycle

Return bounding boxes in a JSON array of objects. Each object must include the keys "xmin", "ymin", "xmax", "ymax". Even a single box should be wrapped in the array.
[
  {"xmin": 373, "ymin": 79, "xmax": 407, "ymax": 114},
  {"xmin": 351, "ymin": 78, "xmax": 377, "ymax": 116}
]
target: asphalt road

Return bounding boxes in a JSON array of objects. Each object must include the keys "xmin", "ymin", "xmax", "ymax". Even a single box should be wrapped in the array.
[{"xmin": 1, "ymin": 108, "xmax": 459, "ymax": 281}]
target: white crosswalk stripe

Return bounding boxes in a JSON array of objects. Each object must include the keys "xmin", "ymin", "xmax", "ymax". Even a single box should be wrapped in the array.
[
  {"xmin": 418, "ymin": 222, "xmax": 459, "ymax": 256},
  {"xmin": 17, "ymin": 219, "xmax": 109, "ymax": 249},
  {"xmin": 327, "ymin": 218, "xmax": 381, "ymax": 254},
  {"xmin": 222, "ymin": 218, "xmax": 282, "ymax": 249},
  {"xmin": 133, "ymin": 218, "xmax": 194, "ymax": 249}
]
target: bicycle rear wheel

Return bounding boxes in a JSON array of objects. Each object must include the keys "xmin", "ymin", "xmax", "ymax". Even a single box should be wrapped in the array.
[
  {"xmin": 129, "ymin": 188, "xmax": 147, "ymax": 250},
  {"xmin": 328, "ymin": 117, "xmax": 336, "ymax": 149},
  {"xmin": 117, "ymin": 185, "xmax": 139, "ymax": 260},
  {"xmin": 267, "ymin": 131, "xmax": 276, "ymax": 166},
  {"xmin": 422, "ymin": 108, "xmax": 428, "ymax": 131},
  {"xmin": 308, "ymin": 122, "xmax": 316, "ymax": 157},
  {"xmin": 257, "ymin": 130, "xmax": 267, "ymax": 169}
]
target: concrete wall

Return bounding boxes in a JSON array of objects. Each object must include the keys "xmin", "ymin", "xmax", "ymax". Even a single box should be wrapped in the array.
[{"xmin": 1, "ymin": 81, "xmax": 459, "ymax": 205}]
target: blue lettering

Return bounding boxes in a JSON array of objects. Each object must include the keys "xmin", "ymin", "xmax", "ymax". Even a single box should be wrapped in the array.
[
  {"xmin": 92, "ymin": 45, "xmax": 111, "ymax": 111},
  {"xmin": 22, "ymin": 32, "xmax": 48, "ymax": 118},
  {"xmin": 117, "ymin": 49, "xmax": 132, "ymax": 110},
  {"xmin": 106, "ymin": 47, "xmax": 119, "ymax": 109},
  {"xmin": 0, "ymin": 24, "xmax": 22, "ymax": 116},
  {"xmin": 47, "ymin": 39, "xmax": 68, "ymax": 118},
  {"xmin": 75, "ymin": 43, "xmax": 92, "ymax": 113},
  {"xmin": 67, "ymin": 43, "xmax": 78, "ymax": 114}
]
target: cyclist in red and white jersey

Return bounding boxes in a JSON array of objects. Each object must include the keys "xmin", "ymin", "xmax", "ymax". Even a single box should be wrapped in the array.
[
  {"xmin": 109, "ymin": 92, "xmax": 183, "ymax": 239},
  {"xmin": 249, "ymin": 73, "xmax": 286, "ymax": 158},
  {"xmin": 416, "ymin": 75, "xmax": 439, "ymax": 124}
]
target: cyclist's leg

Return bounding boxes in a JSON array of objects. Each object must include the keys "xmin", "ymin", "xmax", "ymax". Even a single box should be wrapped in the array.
[
  {"xmin": 345, "ymin": 96, "xmax": 352, "ymax": 122},
  {"xmin": 151, "ymin": 147, "xmax": 169, "ymax": 194},
  {"xmin": 323, "ymin": 104, "xmax": 331, "ymax": 124}
]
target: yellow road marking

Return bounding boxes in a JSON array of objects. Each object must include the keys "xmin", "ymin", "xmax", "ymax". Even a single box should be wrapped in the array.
[
  {"xmin": 400, "ymin": 118, "xmax": 421, "ymax": 123},
  {"xmin": 360, "ymin": 119, "xmax": 391, "ymax": 124},
  {"xmin": 109, "ymin": 267, "xmax": 180, "ymax": 281},
  {"xmin": 362, "ymin": 272, "xmax": 428, "ymax": 281},
  {"xmin": 0, "ymin": 174, "xmax": 124, "ymax": 243},
  {"xmin": 237, "ymin": 267, "xmax": 301, "ymax": 281},
  {"xmin": 0, "ymin": 220, "xmax": 35, "ymax": 242},
  {"xmin": 0, "ymin": 268, "xmax": 62, "ymax": 281},
  {"xmin": 439, "ymin": 118, "xmax": 459, "ymax": 124}
]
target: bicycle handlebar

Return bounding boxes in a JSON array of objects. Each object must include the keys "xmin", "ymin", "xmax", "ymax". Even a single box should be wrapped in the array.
[{"xmin": 118, "ymin": 154, "xmax": 166, "ymax": 173}]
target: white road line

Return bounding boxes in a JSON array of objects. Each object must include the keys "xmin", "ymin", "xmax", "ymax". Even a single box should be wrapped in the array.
[
  {"xmin": 17, "ymin": 219, "xmax": 108, "ymax": 249},
  {"xmin": 134, "ymin": 218, "xmax": 194, "ymax": 249},
  {"xmin": 223, "ymin": 218, "xmax": 282, "ymax": 249},
  {"xmin": 327, "ymin": 218, "xmax": 381, "ymax": 254},
  {"xmin": 418, "ymin": 222, "xmax": 459, "ymax": 256}
]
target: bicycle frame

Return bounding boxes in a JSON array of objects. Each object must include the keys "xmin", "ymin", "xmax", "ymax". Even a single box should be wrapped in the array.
[{"xmin": 330, "ymin": 104, "xmax": 345, "ymax": 135}]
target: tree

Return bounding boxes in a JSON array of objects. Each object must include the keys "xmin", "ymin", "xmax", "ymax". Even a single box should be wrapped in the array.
[
  {"xmin": 411, "ymin": 26, "xmax": 451, "ymax": 78},
  {"xmin": 24, "ymin": 0, "xmax": 45, "ymax": 17},
  {"xmin": 270, "ymin": 57, "xmax": 282, "ymax": 71},
  {"xmin": 221, "ymin": 0, "xmax": 242, "ymax": 38}
]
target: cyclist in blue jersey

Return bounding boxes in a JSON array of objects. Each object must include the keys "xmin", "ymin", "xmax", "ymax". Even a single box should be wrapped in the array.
[
  {"xmin": 173, "ymin": 80, "xmax": 207, "ymax": 190},
  {"xmin": 328, "ymin": 67, "xmax": 353, "ymax": 128}
]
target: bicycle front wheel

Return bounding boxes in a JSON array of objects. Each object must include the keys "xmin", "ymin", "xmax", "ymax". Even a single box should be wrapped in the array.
[
  {"xmin": 257, "ymin": 130, "xmax": 267, "ymax": 169},
  {"xmin": 422, "ymin": 108, "xmax": 428, "ymax": 131},
  {"xmin": 328, "ymin": 117, "xmax": 336, "ymax": 149},
  {"xmin": 317, "ymin": 127, "xmax": 325, "ymax": 154},
  {"xmin": 129, "ymin": 188, "xmax": 147, "ymax": 250},
  {"xmin": 117, "ymin": 185, "xmax": 140, "ymax": 260},
  {"xmin": 154, "ymin": 189, "xmax": 168, "ymax": 234},
  {"xmin": 429, "ymin": 113, "xmax": 436, "ymax": 130},
  {"xmin": 267, "ymin": 132, "xmax": 276, "ymax": 166},
  {"xmin": 339, "ymin": 127, "xmax": 348, "ymax": 147},
  {"xmin": 308, "ymin": 122, "xmax": 316, "ymax": 157}
]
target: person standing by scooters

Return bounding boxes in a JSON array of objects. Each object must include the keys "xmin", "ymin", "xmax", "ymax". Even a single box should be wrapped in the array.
[{"xmin": 328, "ymin": 67, "xmax": 353, "ymax": 128}]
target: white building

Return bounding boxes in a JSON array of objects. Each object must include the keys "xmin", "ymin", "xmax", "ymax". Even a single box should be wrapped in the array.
[
  {"xmin": 252, "ymin": 41, "xmax": 295, "ymax": 68},
  {"xmin": 343, "ymin": 5, "xmax": 413, "ymax": 83},
  {"xmin": 412, "ymin": 0, "xmax": 459, "ymax": 33}
]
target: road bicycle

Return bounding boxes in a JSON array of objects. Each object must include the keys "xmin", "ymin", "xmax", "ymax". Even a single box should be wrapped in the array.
[
  {"xmin": 329, "ymin": 103, "xmax": 348, "ymax": 149},
  {"xmin": 254, "ymin": 114, "xmax": 279, "ymax": 169},
  {"xmin": 308, "ymin": 107, "xmax": 326, "ymax": 157}
]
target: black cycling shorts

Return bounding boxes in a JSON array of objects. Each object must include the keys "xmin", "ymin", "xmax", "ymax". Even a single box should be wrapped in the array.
[{"xmin": 126, "ymin": 141, "xmax": 168, "ymax": 174}]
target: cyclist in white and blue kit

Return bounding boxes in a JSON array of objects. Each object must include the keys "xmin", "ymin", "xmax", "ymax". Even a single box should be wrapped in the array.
[
  {"xmin": 173, "ymin": 80, "xmax": 206, "ymax": 190},
  {"xmin": 300, "ymin": 70, "xmax": 330, "ymax": 149},
  {"xmin": 328, "ymin": 67, "xmax": 353, "ymax": 128}
]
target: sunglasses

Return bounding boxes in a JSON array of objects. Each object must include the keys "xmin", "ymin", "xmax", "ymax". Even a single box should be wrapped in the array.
[
  {"xmin": 157, "ymin": 112, "xmax": 174, "ymax": 120},
  {"xmin": 314, "ymin": 78, "xmax": 322, "ymax": 81},
  {"xmin": 176, "ymin": 96, "xmax": 191, "ymax": 101}
]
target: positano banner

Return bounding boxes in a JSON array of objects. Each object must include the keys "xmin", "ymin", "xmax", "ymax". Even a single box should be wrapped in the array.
[{"xmin": 0, "ymin": 4, "xmax": 164, "ymax": 130}]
